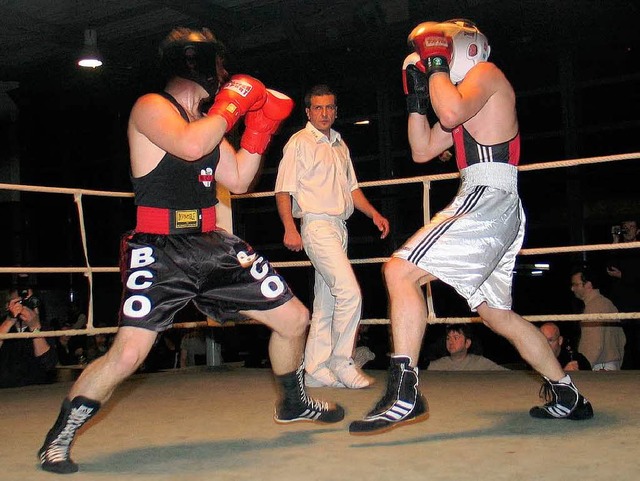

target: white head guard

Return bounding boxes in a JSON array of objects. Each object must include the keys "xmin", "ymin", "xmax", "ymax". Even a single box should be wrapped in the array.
[{"xmin": 439, "ymin": 19, "xmax": 491, "ymax": 83}]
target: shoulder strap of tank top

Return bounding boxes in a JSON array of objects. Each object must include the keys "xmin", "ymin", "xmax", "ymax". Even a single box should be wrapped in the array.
[{"xmin": 158, "ymin": 91, "xmax": 190, "ymax": 122}]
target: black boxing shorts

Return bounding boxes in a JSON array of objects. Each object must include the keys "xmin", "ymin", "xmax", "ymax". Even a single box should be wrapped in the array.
[{"xmin": 118, "ymin": 230, "xmax": 294, "ymax": 331}]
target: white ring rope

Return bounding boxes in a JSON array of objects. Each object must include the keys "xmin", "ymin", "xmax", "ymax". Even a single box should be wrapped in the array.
[
  {"xmin": 231, "ymin": 152, "xmax": 640, "ymax": 198},
  {"xmin": 73, "ymin": 193, "xmax": 95, "ymax": 330},
  {"xmin": 1, "ymin": 151, "xmax": 638, "ymax": 340},
  {"xmin": 267, "ymin": 242, "xmax": 640, "ymax": 268},
  {"xmin": 0, "ymin": 183, "xmax": 133, "ymax": 197}
]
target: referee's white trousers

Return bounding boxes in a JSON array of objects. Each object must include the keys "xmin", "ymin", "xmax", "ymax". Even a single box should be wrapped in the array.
[{"xmin": 301, "ymin": 214, "xmax": 362, "ymax": 376}]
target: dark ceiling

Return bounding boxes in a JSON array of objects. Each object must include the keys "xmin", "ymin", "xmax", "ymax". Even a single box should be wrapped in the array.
[
  {"xmin": 1, "ymin": 0, "xmax": 638, "ymax": 98},
  {"xmin": 0, "ymin": 0, "xmax": 638, "ymax": 190}
]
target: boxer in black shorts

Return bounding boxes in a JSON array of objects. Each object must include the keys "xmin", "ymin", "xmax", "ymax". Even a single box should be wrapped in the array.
[
  {"xmin": 38, "ymin": 27, "xmax": 343, "ymax": 474},
  {"xmin": 120, "ymin": 232, "xmax": 293, "ymax": 330}
]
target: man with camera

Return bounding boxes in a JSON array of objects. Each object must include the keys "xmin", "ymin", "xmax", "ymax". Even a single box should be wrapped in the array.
[
  {"xmin": 0, "ymin": 288, "xmax": 57, "ymax": 388},
  {"xmin": 607, "ymin": 219, "xmax": 640, "ymax": 368}
]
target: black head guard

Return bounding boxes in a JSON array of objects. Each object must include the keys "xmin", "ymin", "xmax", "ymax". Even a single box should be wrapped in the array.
[{"xmin": 159, "ymin": 28, "xmax": 226, "ymax": 97}]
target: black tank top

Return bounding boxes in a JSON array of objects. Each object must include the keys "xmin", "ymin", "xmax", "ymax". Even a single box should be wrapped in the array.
[{"xmin": 131, "ymin": 92, "xmax": 220, "ymax": 210}]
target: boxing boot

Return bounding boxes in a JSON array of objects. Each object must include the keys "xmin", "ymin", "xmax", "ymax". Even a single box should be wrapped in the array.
[
  {"xmin": 529, "ymin": 375, "xmax": 594, "ymax": 420},
  {"xmin": 38, "ymin": 396, "xmax": 101, "ymax": 474},
  {"xmin": 274, "ymin": 365, "xmax": 345, "ymax": 424},
  {"xmin": 349, "ymin": 355, "xmax": 428, "ymax": 434}
]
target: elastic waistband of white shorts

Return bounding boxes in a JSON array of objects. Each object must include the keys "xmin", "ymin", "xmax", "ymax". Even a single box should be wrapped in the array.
[{"xmin": 460, "ymin": 163, "xmax": 518, "ymax": 193}]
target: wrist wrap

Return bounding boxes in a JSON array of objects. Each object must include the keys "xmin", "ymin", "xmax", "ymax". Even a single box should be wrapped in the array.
[{"xmin": 425, "ymin": 56, "xmax": 450, "ymax": 80}]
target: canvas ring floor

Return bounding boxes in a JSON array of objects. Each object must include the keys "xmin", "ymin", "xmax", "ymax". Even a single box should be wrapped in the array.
[{"xmin": 1, "ymin": 367, "xmax": 638, "ymax": 481}]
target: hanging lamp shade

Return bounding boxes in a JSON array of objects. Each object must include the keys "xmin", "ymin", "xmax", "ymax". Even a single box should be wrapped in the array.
[{"xmin": 78, "ymin": 28, "xmax": 103, "ymax": 68}]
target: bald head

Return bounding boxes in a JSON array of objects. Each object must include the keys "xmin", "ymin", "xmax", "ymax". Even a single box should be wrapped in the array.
[{"xmin": 540, "ymin": 322, "xmax": 563, "ymax": 357}]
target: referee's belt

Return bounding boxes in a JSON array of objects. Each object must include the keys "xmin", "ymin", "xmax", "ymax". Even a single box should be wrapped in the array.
[{"xmin": 135, "ymin": 206, "xmax": 216, "ymax": 234}]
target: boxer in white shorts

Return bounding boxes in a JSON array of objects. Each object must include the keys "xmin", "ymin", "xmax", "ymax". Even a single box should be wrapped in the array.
[
  {"xmin": 395, "ymin": 162, "xmax": 525, "ymax": 312},
  {"xmin": 350, "ymin": 19, "xmax": 593, "ymax": 435}
]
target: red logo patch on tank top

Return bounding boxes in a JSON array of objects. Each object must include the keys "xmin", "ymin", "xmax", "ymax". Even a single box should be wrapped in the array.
[{"xmin": 199, "ymin": 167, "xmax": 214, "ymax": 187}]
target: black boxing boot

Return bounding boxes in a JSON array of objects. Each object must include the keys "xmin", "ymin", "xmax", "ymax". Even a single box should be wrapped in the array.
[
  {"xmin": 529, "ymin": 375, "xmax": 593, "ymax": 420},
  {"xmin": 349, "ymin": 355, "xmax": 428, "ymax": 435},
  {"xmin": 38, "ymin": 396, "xmax": 101, "ymax": 474},
  {"xmin": 274, "ymin": 365, "xmax": 345, "ymax": 424}
]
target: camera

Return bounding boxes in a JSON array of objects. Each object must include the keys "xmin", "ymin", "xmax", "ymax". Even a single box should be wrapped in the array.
[
  {"xmin": 611, "ymin": 225, "xmax": 622, "ymax": 236},
  {"xmin": 17, "ymin": 290, "xmax": 39, "ymax": 310}
]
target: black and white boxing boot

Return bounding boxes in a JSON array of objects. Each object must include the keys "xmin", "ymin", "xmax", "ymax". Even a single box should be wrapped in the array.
[
  {"xmin": 349, "ymin": 355, "xmax": 428, "ymax": 435},
  {"xmin": 38, "ymin": 396, "xmax": 101, "ymax": 474},
  {"xmin": 274, "ymin": 365, "xmax": 345, "ymax": 424},
  {"xmin": 529, "ymin": 375, "xmax": 594, "ymax": 420}
]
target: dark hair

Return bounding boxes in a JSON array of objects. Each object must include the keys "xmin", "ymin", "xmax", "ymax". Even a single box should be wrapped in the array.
[
  {"xmin": 9, "ymin": 287, "xmax": 30, "ymax": 299},
  {"xmin": 304, "ymin": 84, "xmax": 337, "ymax": 108},
  {"xmin": 621, "ymin": 220, "xmax": 639, "ymax": 239},
  {"xmin": 571, "ymin": 265, "xmax": 601, "ymax": 289},
  {"xmin": 445, "ymin": 323, "xmax": 471, "ymax": 339},
  {"xmin": 8, "ymin": 286, "xmax": 42, "ymax": 313}
]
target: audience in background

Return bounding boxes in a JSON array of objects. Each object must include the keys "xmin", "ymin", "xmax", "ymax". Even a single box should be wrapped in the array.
[
  {"xmin": 539, "ymin": 322, "xmax": 591, "ymax": 371},
  {"xmin": 66, "ymin": 301, "xmax": 88, "ymax": 330},
  {"xmin": 606, "ymin": 219, "xmax": 640, "ymax": 369},
  {"xmin": 0, "ymin": 288, "xmax": 57, "ymax": 388},
  {"xmin": 571, "ymin": 266, "xmax": 626, "ymax": 370},
  {"xmin": 55, "ymin": 322, "xmax": 87, "ymax": 366},
  {"xmin": 180, "ymin": 328, "xmax": 207, "ymax": 368},
  {"xmin": 428, "ymin": 324, "xmax": 508, "ymax": 371},
  {"xmin": 139, "ymin": 331, "xmax": 180, "ymax": 372},
  {"xmin": 85, "ymin": 325, "xmax": 113, "ymax": 363}
]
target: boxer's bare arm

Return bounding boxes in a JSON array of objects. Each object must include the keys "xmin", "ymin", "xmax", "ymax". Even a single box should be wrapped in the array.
[
  {"xmin": 429, "ymin": 63, "xmax": 500, "ymax": 128},
  {"xmin": 408, "ymin": 116, "xmax": 453, "ymax": 163},
  {"xmin": 430, "ymin": 63, "xmax": 518, "ymax": 144},
  {"xmin": 214, "ymin": 138, "xmax": 262, "ymax": 194},
  {"xmin": 128, "ymin": 93, "xmax": 227, "ymax": 177}
]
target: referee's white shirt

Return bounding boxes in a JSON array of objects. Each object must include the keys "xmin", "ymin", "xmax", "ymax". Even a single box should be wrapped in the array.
[{"xmin": 275, "ymin": 122, "xmax": 358, "ymax": 220}]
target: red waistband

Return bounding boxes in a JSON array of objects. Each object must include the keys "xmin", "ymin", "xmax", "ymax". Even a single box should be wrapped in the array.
[{"xmin": 135, "ymin": 206, "xmax": 216, "ymax": 235}]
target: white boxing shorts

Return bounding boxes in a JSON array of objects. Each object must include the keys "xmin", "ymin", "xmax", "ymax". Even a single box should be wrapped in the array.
[{"xmin": 393, "ymin": 163, "xmax": 525, "ymax": 311}]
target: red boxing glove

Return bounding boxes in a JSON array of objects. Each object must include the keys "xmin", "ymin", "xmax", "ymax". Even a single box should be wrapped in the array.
[
  {"xmin": 241, "ymin": 89, "xmax": 294, "ymax": 155},
  {"xmin": 408, "ymin": 22, "xmax": 453, "ymax": 79},
  {"xmin": 208, "ymin": 75, "xmax": 267, "ymax": 132}
]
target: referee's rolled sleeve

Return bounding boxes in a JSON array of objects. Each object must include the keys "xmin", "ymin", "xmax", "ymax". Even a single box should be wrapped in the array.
[{"xmin": 274, "ymin": 141, "xmax": 298, "ymax": 194}]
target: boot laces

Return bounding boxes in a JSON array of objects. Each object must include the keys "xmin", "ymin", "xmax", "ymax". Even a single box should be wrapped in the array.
[
  {"xmin": 42, "ymin": 405, "xmax": 95, "ymax": 463},
  {"xmin": 538, "ymin": 381, "xmax": 555, "ymax": 405},
  {"xmin": 296, "ymin": 366, "xmax": 329, "ymax": 412}
]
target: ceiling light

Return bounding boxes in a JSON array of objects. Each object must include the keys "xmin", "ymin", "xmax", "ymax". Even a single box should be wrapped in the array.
[{"xmin": 78, "ymin": 28, "xmax": 103, "ymax": 68}]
